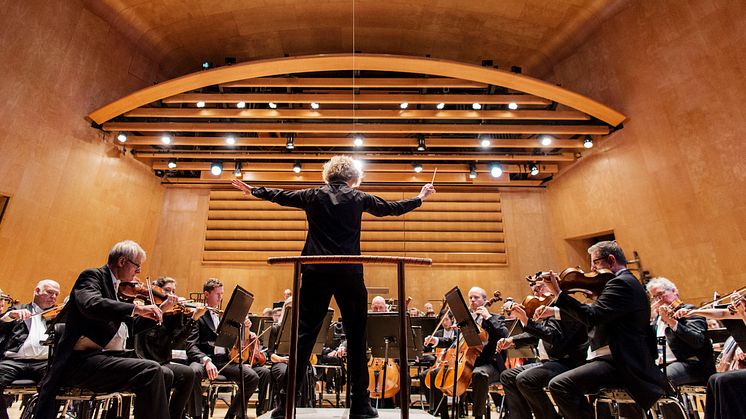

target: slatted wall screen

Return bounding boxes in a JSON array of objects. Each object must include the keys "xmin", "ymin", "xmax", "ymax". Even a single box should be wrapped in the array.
[{"xmin": 204, "ymin": 190, "xmax": 506, "ymax": 265}]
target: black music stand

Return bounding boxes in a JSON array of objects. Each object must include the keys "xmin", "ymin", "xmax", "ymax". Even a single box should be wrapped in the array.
[
  {"xmin": 410, "ymin": 316, "xmax": 438, "ymax": 339},
  {"xmin": 276, "ymin": 308, "xmax": 334, "ymax": 355},
  {"xmin": 215, "ymin": 286, "xmax": 255, "ymax": 419}
]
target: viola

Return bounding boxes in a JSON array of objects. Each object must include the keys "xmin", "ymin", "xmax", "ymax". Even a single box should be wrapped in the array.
[
  {"xmin": 117, "ymin": 279, "xmax": 168, "ymax": 305},
  {"xmin": 520, "ymin": 292, "xmax": 554, "ymax": 319},
  {"xmin": 556, "ymin": 267, "xmax": 615, "ymax": 298},
  {"xmin": 40, "ymin": 304, "xmax": 65, "ymax": 321}
]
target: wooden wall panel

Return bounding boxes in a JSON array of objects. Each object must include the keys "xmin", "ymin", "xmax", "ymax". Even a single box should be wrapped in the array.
[
  {"xmin": 546, "ymin": 1, "xmax": 746, "ymax": 305},
  {"xmin": 0, "ymin": 0, "xmax": 166, "ymax": 298}
]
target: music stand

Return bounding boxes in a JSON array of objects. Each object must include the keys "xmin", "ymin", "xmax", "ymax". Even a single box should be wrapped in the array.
[
  {"xmin": 721, "ymin": 319, "xmax": 746, "ymax": 352},
  {"xmin": 445, "ymin": 287, "xmax": 482, "ymax": 347},
  {"xmin": 214, "ymin": 286, "xmax": 255, "ymax": 419},
  {"xmin": 410, "ymin": 316, "xmax": 438, "ymax": 339},
  {"xmin": 276, "ymin": 308, "xmax": 334, "ymax": 355}
]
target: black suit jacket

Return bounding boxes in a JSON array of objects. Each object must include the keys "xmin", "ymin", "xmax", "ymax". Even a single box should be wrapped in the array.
[
  {"xmin": 0, "ymin": 303, "xmax": 34, "ymax": 357},
  {"xmin": 555, "ymin": 269, "xmax": 666, "ymax": 410},
  {"xmin": 185, "ymin": 311, "xmax": 229, "ymax": 364},
  {"xmin": 655, "ymin": 303, "xmax": 715, "ymax": 375},
  {"xmin": 36, "ymin": 265, "xmax": 154, "ymax": 419},
  {"xmin": 474, "ymin": 314, "xmax": 508, "ymax": 371},
  {"xmin": 515, "ymin": 314, "xmax": 589, "ymax": 364}
]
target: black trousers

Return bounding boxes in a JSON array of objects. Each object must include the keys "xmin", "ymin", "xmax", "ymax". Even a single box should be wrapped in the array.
[
  {"xmin": 548, "ymin": 358, "xmax": 627, "ymax": 419},
  {"xmin": 705, "ymin": 369, "xmax": 746, "ymax": 419},
  {"xmin": 192, "ymin": 360, "xmax": 263, "ymax": 419},
  {"xmin": 0, "ymin": 358, "xmax": 47, "ymax": 419},
  {"xmin": 162, "ymin": 362, "xmax": 196, "ymax": 419},
  {"xmin": 62, "ymin": 351, "xmax": 169, "ymax": 419},
  {"xmin": 499, "ymin": 360, "xmax": 574, "ymax": 419},
  {"xmin": 666, "ymin": 360, "xmax": 712, "ymax": 386},
  {"xmin": 286, "ymin": 270, "xmax": 369, "ymax": 404}
]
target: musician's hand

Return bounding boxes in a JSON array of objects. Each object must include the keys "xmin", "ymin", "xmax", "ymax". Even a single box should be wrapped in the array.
[
  {"xmin": 205, "ymin": 360, "xmax": 218, "ymax": 380},
  {"xmin": 7, "ymin": 309, "xmax": 32, "ymax": 321},
  {"xmin": 545, "ymin": 271, "xmax": 561, "ymax": 296},
  {"xmin": 336, "ymin": 347, "xmax": 347, "ymax": 357},
  {"xmin": 244, "ymin": 317, "xmax": 252, "ymax": 329},
  {"xmin": 417, "ymin": 184, "xmax": 436, "ymax": 201},
  {"xmin": 674, "ymin": 308, "xmax": 691, "ymax": 319},
  {"xmin": 134, "ymin": 304, "xmax": 163, "ymax": 323},
  {"xmin": 497, "ymin": 337, "xmax": 514, "ymax": 351},
  {"xmin": 511, "ymin": 305, "xmax": 528, "ymax": 326},
  {"xmin": 658, "ymin": 305, "xmax": 676, "ymax": 327},
  {"xmin": 231, "ymin": 179, "xmax": 253, "ymax": 196},
  {"xmin": 533, "ymin": 305, "xmax": 555, "ymax": 320},
  {"xmin": 475, "ymin": 306, "xmax": 492, "ymax": 320},
  {"xmin": 192, "ymin": 304, "xmax": 208, "ymax": 321},
  {"xmin": 424, "ymin": 335, "xmax": 438, "ymax": 346},
  {"xmin": 159, "ymin": 294, "xmax": 179, "ymax": 313}
]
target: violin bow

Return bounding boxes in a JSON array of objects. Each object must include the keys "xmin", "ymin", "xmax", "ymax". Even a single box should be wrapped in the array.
[{"xmin": 145, "ymin": 277, "xmax": 162, "ymax": 325}]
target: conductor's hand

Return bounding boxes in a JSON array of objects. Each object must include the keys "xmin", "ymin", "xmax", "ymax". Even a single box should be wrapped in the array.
[
  {"xmin": 231, "ymin": 179, "xmax": 254, "ymax": 196},
  {"xmin": 417, "ymin": 184, "xmax": 436, "ymax": 201},
  {"xmin": 134, "ymin": 304, "xmax": 163, "ymax": 323},
  {"xmin": 205, "ymin": 360, "xmax": 218, "ymax": 380}
]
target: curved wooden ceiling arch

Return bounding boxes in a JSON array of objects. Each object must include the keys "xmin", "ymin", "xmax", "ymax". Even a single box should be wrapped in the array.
[{"xmin": 89, "ymin": 53, "xmax": 625, "ymax": 126}]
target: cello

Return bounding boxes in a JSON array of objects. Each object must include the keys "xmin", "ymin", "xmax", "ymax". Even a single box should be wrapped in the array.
[
  {"xmin": 367, "ymin": 297, "xmax": 411, "ymax": 400},
  {"xmin": 434, "ymin": 291, "xmax": 502, "ymax": 397}
]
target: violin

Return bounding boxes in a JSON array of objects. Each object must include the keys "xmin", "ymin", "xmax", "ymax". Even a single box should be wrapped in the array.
[
  {"xmin": 0, "ymin": 289, "xmax": 18, "ymax": 306},
  {"xmin": 39, "ymin": 304, "xmax": 66, "ymax": 321},
  {"xmin": 229, "ymin": 332, "xmax": 267, "ymax": 366},
  {"xmin": 435, "ymin": 290, "xmax": 501, "ymax": 397},
  {"xmin": 520, "ymin": 292, "xmax": 554, "ymax": 319},
  {"xmin": 117, "ymin": 279, "xmax": 168, "ymax": 305},
  {"xmin": 555, "ymin": 267, "xmax": 615, "ymax": 298}
]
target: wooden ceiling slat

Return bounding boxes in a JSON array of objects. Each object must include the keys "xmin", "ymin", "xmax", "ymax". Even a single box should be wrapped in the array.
[
  {"xmin": 163, "ymin": 93, "xmax": 552, "ymax": 105},
  {"xmin": 136, "ymin": 151, "xmax": 575, "ymax": 162},
  {"xmin": 151, "ymin": 162, "xmax": 560, "ymax": 174},
  {"xmin": 123, "ymin": 108, "xmax": 589, "ymax": 121},
  {"xmin": 220, "ymin": 77, "xmax": 488, "ymax": 88},
  {"xmin": 163, "ymin": 177, "xmax": 545, "ymax": 187},
  {"xmin": 105, "ymin": 122, "xmax": 609, "ymax": 135}
]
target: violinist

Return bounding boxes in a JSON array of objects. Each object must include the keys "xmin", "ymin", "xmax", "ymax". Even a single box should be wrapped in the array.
[
  {"xmin": 498, "ymin": 279, "xmax": 588, "ymax": 419},
  {"xmin": 35, "ymin": 240, "xmax": 170, "ymax": 419},
  {"xmin": 0, "ymin": 279, "xmax": 60, "ymax": 419},
  {"xmin": 545, "ymin": 240, "xmax": 667, "ymax": 419},
  {"xmin": 647, "ymin": 277, "xmax": 714, "ymax": 386},
  {"xmin": 134, "ymin": 277, "xmax": 208, "ymax": 419},
  {"xmin": 185, "ymin": 278, "xmax": 270, "ymax": 419}
]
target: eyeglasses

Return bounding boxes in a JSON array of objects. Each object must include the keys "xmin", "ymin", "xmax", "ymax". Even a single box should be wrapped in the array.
[
  {"xmin": 591, "ymin": 256, "xmax": 608, "ymax": 266},
  {"xmin": 125, "ymin": 258, "xmax": 141, "ymax": 270}
]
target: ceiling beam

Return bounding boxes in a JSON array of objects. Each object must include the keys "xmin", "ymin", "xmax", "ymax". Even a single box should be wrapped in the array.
[
  {"xmin": 123, "ymin": 108, "xmax": 589, "ymax": 121},
  {"xmin": 122, "ymin": 136, "xmax": 587, "ymax": 149},
  {"xmin": 220, "ymin": 77, "xmax": 487, "ymax": 88},
  {"xmin": 104, "ymin": 122, "xmax": 609, "ymax": 135},
  {"xmin": 163, "ymin": 93, "xmax": 553, "ymax": 105},
  {"xmin": 133, "ymin": 151, "xmax": 576, "ymax": 162},
  {"xmin": 161, "ymin": 176, "xmax": 545, "ymax": 187}
]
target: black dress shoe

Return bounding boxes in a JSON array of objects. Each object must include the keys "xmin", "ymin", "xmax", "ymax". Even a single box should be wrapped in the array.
[
  {"xmin": 349, "ymin": 400, "xmax": 379, "ymax": 419},
  {"xmin": 270, "ymin": 406, "xmax": 285, "ymax": 419}
]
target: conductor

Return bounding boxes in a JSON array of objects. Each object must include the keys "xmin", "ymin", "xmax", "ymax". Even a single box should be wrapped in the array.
[{"xmin": 232, "ymin": 155, "xmax": 435, "ymax": 419}]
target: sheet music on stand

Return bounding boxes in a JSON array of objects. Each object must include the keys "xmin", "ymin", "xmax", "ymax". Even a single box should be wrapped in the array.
[{"xmin": 276, "ymin": 308, "xmax": 334, "ymax": 355}]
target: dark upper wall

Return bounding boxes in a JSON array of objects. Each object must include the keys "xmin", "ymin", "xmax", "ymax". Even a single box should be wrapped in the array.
[
  {"xmin": 0, "ymin": 0, "xmax": 167, "ymax": 297},
  {"xmin": 545, "ymin": 1, "xmax": 746, "ymax": 302}
]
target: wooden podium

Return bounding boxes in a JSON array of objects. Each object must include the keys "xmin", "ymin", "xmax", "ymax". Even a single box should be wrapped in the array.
[{"xmin": 267, "ymin": 255, "xmax": 432, "ymax": 419}]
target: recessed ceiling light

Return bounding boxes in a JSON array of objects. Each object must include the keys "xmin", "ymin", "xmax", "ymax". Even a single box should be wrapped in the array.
[
  {"xmin": 540, "ymin": 135, "xmax": 553, "ymax": 146},
  {"xmin": 116, "ymin": 132, "xmax": 127, "ymax": 143},
  {"xmin": 196, "ymin": 101, "xmax": 205, "ymax": 108},
  {"xmin": 400, "ymin": 102, "xmax": 409, "ymax": 109},
  {"xmin": 268, "ymin": 102, "xmax": 277, "ymax": 109},
  {"xmin": 436, "ymin": 103, "xmax": 445, "ymax": 110},
  {"xmin": 310, "ymin": 102, "xmax": 320, "ymax": 109},
  {"xmin": 161, "ymin": 135, "xmax": 172, "ymax": 145},
  {"xmin": 508, "ymin": 102, "xmax": 518, "ymax": 110},
  {"xmin": 225, "ymin": 136, "xmax": 236, "ymax": 145},
  {"xmin": 237, "ymin": 101, "xmax": 246, "ymax": 109},
  {"xmin": 472, "ymin": 103, "xmax": 482, "ymax": 110}
]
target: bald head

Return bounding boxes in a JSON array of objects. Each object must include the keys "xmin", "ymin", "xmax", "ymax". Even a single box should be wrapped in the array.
[{"xmin": 370, "ymin": 296, "xmax": 387, "ymax": 312}]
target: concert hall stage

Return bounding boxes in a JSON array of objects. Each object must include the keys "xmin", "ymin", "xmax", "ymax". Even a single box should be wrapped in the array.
[{"xmin": 258, "ymin": 408, "xmax": 435, "ymax": 419}]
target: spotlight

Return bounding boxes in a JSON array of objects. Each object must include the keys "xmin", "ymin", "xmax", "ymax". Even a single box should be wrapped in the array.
[
  {"xmin": 540, "ymin": 135, "xmax": 553, "ymax": 146},
  {"xmin": 490, "ymin": 163, "xmax": 503, "ymax": 178},
  {"xmin": 293, "ymin": 161, "xmax": 302, "ymax": 173},
  {"xmin": 286, "ymin": 135, "xmax": 295, "ymax": 150},
  {"xmin": 469, "ymin": 163, "xmax": 477, "ymax": 179},
  {"xmin": 268, "ymin": 102, "xmax": 277, "ymax": 109},
  {"xmin": 167, "ymin": 159, "xmax": 177, "ymax": 169},
  {"xmin": 584, "ymin": 137, "xmax": 594, "ymax": 148},
  {"xmin": 417, "ymin": 136, "xmax": 426, "ymax": 151},
  {"xmin": 472, "ymin": 103, "xmax": 482, "ymax": 110},
  {"xmin": 310, "ymin": 102, "xmax": 320, "ymax": 109},
  {"xmin": 225, "ymin": 135, "xmax": 236, "ymax": 145},
  {"xmin": 353, "ymin": 135, "xmax": 364, "ymax": 147},
  {"xmin": 480, "ymin": 136, "xmax": 491, "ymax": 148},
  {"xmin": 196, "ymin": 101, "xmax": 206, "ymax": 108},
  {"xmin": 530, "ymin": 164, "xmax": 539, "ymax": 176},
  {"xmin": 234, "ymin": 162, "xmax": 242, "ymax": 177},
  {"xmin": 353, "ymin": 159, "xmax": 364, "ymax": 171},
  {"xmin": 400, "ymin": 102, "xmax": 409, "ymax": 109},
  {"xmin": 508, "ymin": 102, "xmax": 518, "ymax": 110},
  {"xmin": 116, "ymin": 132, "xmax": 127, "ymax": 143},
  {"xmin": 237, "ymin": 101, "xmax": 246, "ymax": 109},
  {"xmin": 413, "ymin": 163, "xmax": 423, "ymax": 173},
  {"xmin": 161, "ymin": 134, "xmax": 172, "ymax": 145},
  {"xmin": 202, "ymin": 61, "xmax": 212, "ymax": 69},
  {"xmin": 436, "ymin": 103, "xmax": 445, "ymax": 110},
  {"xmin": 210, "ymin": 161, "xmax": 223, "ymax": 176}
]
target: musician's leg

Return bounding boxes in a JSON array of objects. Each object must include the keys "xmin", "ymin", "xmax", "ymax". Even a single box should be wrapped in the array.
[
  {"xmin": 253, "ymin": 364, "xmax": 271, "ymax": 415},
  {"xmin": 471, "ymin": 364, "xmax": 500, "ymax": 419},
  {"xmin": 666, "ymin": 361, "xmax": 710, "ymax": 386},
  {"xmin": 499, "ymin": 363, "xmax": 535, "ymax": 419},
  {"xmin": 221, "ymin": 363, "xmax": 260, "ymax": 419},
  {"xmin": 516, "ymin": 361, "xmax": 567, "ymax": 419},
  {"xmin": 164, "ymin": 362, "xmax": 196, "ymax": 419},
  {"xmin": 188, "ymin": 361, "xmax": 205, "ymax": 418},
  {"xmin": 548, "ymin": 359, "xmax": 619, "ymax": 419}
]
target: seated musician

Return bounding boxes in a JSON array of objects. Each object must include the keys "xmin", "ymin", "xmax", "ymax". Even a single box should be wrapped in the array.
[
  {"xmin": 316, "ymin": 321, "xmax": 347, "ymax": 393},
  {"xmin": 35, "ymin": 240, "xmax": 171, "ymax": 419},
  {"xmin": 423, "ymin": 302, "xmax": 437, "ymax": 318},
  {"xmin": 498, "ymin": 279, "xmax": 588, "ymax": 419},
  {"xmin": 186, "ymin": 278, "xmax": 270, "ymax": 419},
  {"xmin": 647, "ymin": 277, "xmax": 715, "ymax": 386},
  {"xmin": 134, "ymin": 277, "xmax": 208, "ymax": 419},
  {"xmin": 467, "ymin": 286, "xmax": 508, "ymax": 419},
  {"xmin": 420, "ymin": 311, "xmax": 456, "ymax": 414},
  {"xmin": 545, "ymin": 241, "xmax": 667, "ymax": 419},
  {"xmin": 370, "ymin": 296, "xmax": 388, "ymax": 313},
  {"xmin": 0, "ymin": 279, "xmax": 60, "ymax": 419}
]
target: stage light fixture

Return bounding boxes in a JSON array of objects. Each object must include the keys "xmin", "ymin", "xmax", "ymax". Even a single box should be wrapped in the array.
[
  {"xmin": 234, "ymin": 162, "xmax": 242, "ymax": 177},
  {"xmin": 413, "ymin": 163, "xmax": 423, "ymax": 173},
  {"xmin": 268, "ymin": 102, "xmax": 277, "ymax": 109},
  {"xmin": 167, "ymin": 159, "xmax": 177, "ymax": 169},
  {"xmin": 225, "ymin": 135, "xmax": 236, "ymax": 145},
  {"xmin": 480, "ymin": 136, "xmax": 491, "ymax": 148},
  {"xmin": 210, "ymin": 161, "xmax": 223, "ymax": 176},
  {"xmin": 436, "ymin": 103, "xmax": 445, "ymax": 110},
  {"xmin": 161, "ymin": 134, "xmax": 172, "ymax": 145},
  {"xmin": 286, "ymin": 135, "xmax": 295, "ymax": 150},
  {"xmin": 540, "ymin": 135, "xmax": 553, "ymax": 146},
  {"xmin": 508, "ymin": 102, "xmax": 518, "ymax": 110},
  {"xmin": 116, "ymin": 132, "xmax": 127, "ymax": 143},
  {"xmin": 400, "ymin": 102, "xmax": 409, "ymax": 109},
  {"xmin": 490, "ymin": 163, "xmax": 503, "ymax": 178},
  {"xmin": 530, "ymin": 164, "xmax": 539, "ymax": 176},
  {"xmin": 584, "ymin": 137, "xmax": 594, "ymax": 148},
  {"xmin": 469, "ymin": 163, "xmax": 477, "ymax": 179},
  {"xmin": 310, "ymin": 102, "xmax": 320, "ymax": 109},
  {"xmin": 417, "ymin": 136, "xmax": 426, "ymax": 151},
  {"xmin": 472, "ymin": 103, "xmax": 482, "ymax": 110},
  {"xmin": 237, "ymin": 101, "xmax": 246, "ymax": 109},
  {"xmin": 353, "ymin": 135, "xmax": 364, "ymax": 147},
  {"xmin": 293, "ymin": 161, "xmax": 302, "ymax": 173},
  {"xmin": 196, "ymin": 101, "xmax": 205, "ymax": 108}
]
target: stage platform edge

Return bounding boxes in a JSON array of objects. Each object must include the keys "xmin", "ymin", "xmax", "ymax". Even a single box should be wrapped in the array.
[{"xmin": 258, "ymin": 407, "xmax": 434, "ymax": 419}]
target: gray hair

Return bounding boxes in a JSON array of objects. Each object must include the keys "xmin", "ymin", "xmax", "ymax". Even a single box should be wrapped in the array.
[
  {"xmin": 107, "ymin": 240, "xmax": 146, "ymax": 265},
  {"xmin": 587, "ymin": 240, "xmax": 627, "ymax": 265},
  {"xmin": 469, "ymin": 287, "xmax": 488, "ymax": 299},
  {"xmin": 322, "ymin": 156, "xmax": 363, "ymax": 186},
  {"xmin": 35, "ymin": 279, "xmax": 60, "ymax": 294},
  {"xmin": 646, "ymin": 277, "xmax": 677, "ymax": 294}
]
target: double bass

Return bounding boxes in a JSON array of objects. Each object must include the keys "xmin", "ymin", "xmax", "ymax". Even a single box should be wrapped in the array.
[
  {"xmin": 434, "ymin": 291, "xmax": 502, "ymax": 397},
  {"xmin": 367, "ymin": 297, "xmax": 412, "ymax": 399}
]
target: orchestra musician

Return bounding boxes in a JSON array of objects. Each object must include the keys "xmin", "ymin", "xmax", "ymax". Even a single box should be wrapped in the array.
[
  {"xmin": 232, "ymin": 155, "xmax": 435, "ymax": 419},
  {"xmin": 35, "ymin": 240, "xmax": 171, "ymax": 419},
  {"xmin": 370, "ymin": 296, "xmax": 388, "ymax": 313},
  {"xmin": 498, "ymin": 279, "xmax": 588, "ymax": 419},
  {"xmin": 421, "ymin": 310, "xmax": 456, "ymax": 415},
  {"xmin": 185, "ymin": 278, "xmax": 270, "ymax": 419},
  {"xmin": 0, "ymin": 279, "xmax": 60, "ymax": 419},
  {"xmin": 647, "ymin": 277, "xmax": 715, "ymax": 386},
  {"xmin": 134, "ymin": 277, "xmax": 208, "ymax": 419},
  {"xmin": 423, "ymin": 302, "xmax": 436, "ymax": 318},
  {"xmin": 545, "ymin": 240, "xmax": 667, "ymax": 419}
]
